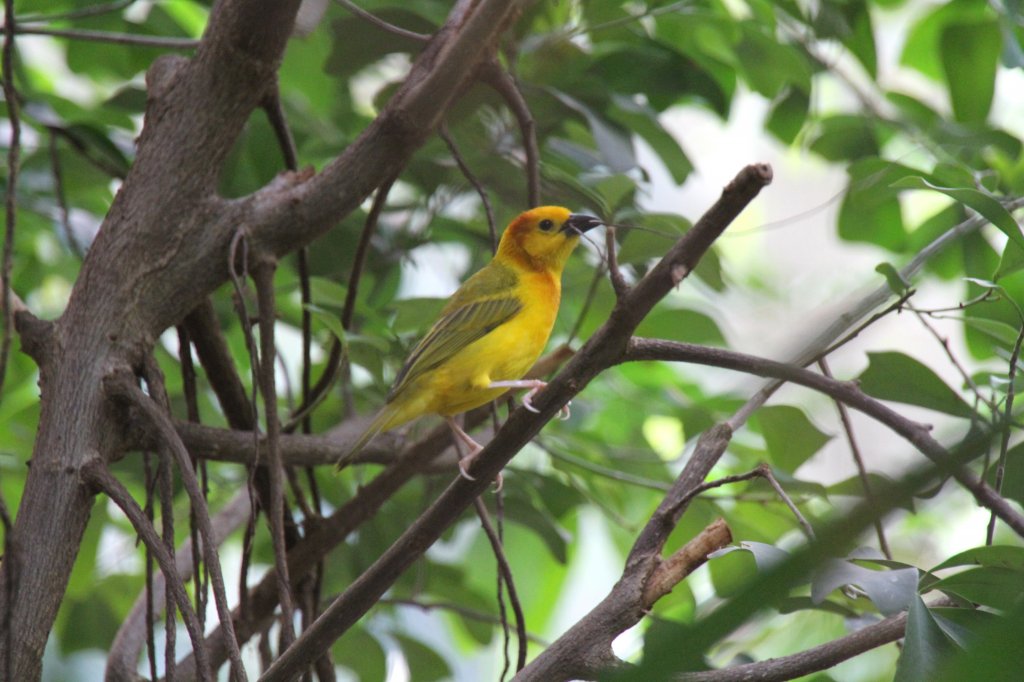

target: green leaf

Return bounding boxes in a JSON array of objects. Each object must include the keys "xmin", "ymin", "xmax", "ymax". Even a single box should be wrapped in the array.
[
  {"xmin": 827, "ymin": 473, "xmax": 916, "ymax": 511},
  {"xmin": 838, "ymin": 158, "xmax": 911, "ymax": 251},
  {"xmin": 930, "ymin": 566, "xmax": 1024, "ymax": 608},
  {"xmin": 394, "ymin": 633, "xmax": 451, "ymax": 682},
  {"xmin": 308, "ymin": 276, "xmax": 348, "ymax": 309},
  {"xmin": 890, "ymin": 176, "xmax": 1024, "ymax": 256},
  {"xmin": 634, "ymin": 308, "xmax": 726, "ymax": 347},
  {"xmin": 502, "ymin": 491, "xmax": 572, "ymax": 564},
  {"xmin": 995, "ymin": 238, "xmax": 1024, "ymax": 280},
  {"xmin": 858, "ymin": 351, "xmax": 974, "ymax": 418},
  {"xmin": 939, "ymin": 20, "xmax": 1001, "ymax": 123},
  {"xmin": 935, "ymin": 601, "xmax": 1024, "ymax": 681},
  {"xmin": 986, "ymin": 441, "xmax": 1024, "ymax": 507},
  {"xmin": 306, "ymin": 304, "xmax": 347, "ymax": 348},
  {"xmin": 960, "ymin": 316, "xmax": 1022, "ymax": 351},
  {"xmin": 736, "ymin": 26, "xmax": 811, "ymax": 97},
  {"xmin": 608, "ymin": 95, "xmax": 693, "ymax": 184},
  {"xmin": 765, "ymin": 88, "xmax": 809, "ymax": 144},
  {"xmin": 752, "ymin": 405, "xmax": 831, "ymax": 473},
  {"xmin": 930, "ymin": 545, "xmax": 1024, "ymax": 572},
  {"xmin": 901, "ymin": 0, "xmax": 992, "ymax": 81},
  {"xmin": 708, "ymin": 545, "xmax": 758, "ymax": 598},
  {"xmin": 875, "ymin": 261, "xmax": 910, "ymax": 294},
  {"xmin": 895, "ymin": 596, "xmax": 958, "ymax": 682},
  {"xmin": 809, "ymin": 115, "xmax": 879, "ymax": 161},
  {"xmin": 811, "ymin": 560, "xmax": 918, "ymax": 616},
  {"xmin": 930, "ymin": 606, "xmax": 1001, "ymax": 649},
  {"xmin": 390, "ymin": 297, "xmax": 446, "ymax": 334},
  {"xmin": 333, "ymin": 627, "xmax": 387, "ymax": 682},
  {"xmin": 548, "ymin": 89, "xmax": 636, "ymax": 173}
]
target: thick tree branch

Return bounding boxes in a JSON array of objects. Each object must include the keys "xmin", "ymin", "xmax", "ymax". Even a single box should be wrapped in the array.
[{"xmin": 0, "ymin": 0, "xmax": 532, "ymax": 677}]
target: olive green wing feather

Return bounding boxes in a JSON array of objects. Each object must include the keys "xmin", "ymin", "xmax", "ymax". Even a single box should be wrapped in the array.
[{"xmin": 387, "ymin": 295, "xmax": 522, "ymax": 403}]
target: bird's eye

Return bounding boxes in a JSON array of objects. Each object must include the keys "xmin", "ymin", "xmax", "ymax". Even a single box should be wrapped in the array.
[{"xmin": 539, "ymin": 219, "xmax": 554, "ymax": 232}]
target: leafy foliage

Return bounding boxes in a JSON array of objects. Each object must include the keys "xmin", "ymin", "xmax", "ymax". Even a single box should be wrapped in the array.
[{"xmin": 2, "ymin": 0, "xmax": 1024, "ymax": 680}]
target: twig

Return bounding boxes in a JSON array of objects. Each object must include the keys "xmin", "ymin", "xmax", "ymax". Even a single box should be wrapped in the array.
[
  {"xmin": 157, "ymin": 403, "xmax": 177, "ymax": 681},
  {"xmin": 642, "ymin": 518, "xmax": 732, "ymax": 608},
  {"xmin": 540, "ymin": 441, "xmax": 672, "ymax": 491},
  {"xmin": 473, "ymin": 499, "xmax": 528, "ymax": 672},
  {"xmin": 108, "ymin": 373, "xmax": 248, "ymax": 681},
  {"xmin": 83, "ymin": 462, "xmax": 212, "ymax": 681},
  {"xmin": 622, "ymin": 337, "xmax": 1024, "ymax": 537},
  {"xmin": 0, "ymin": 2, "xmax": 18, "ymax": 669},
  {"xmin": 262, "ymin": 85, "xmax": 299, "ymax": 172},
  {"xmin": 988, "ymin": 321, "xmax": 1024, "ymax": 544},
  {"xmin": 19, "ymin": 0, "xmax": 135, "ymax": 23},
  {"xmin": 284, "ymin": 178, "xmax": 395, "ymax": 432},
  {"xmin": 482, "ymin": 62, "xmax": 541, "ymax": 206},
  {"xmin": 332, "ymin": 0, "xmax": 430, "ymax": 41},
  {"xmin": 253, "ymin": 262, "xmax": 297, "ymax": 648},
  {"xmin": 0, "ymin": 0, "xmax": 21, "ymax": 403},
  {"xmin": 183, "ymin": 299, "xmax": 256, "ymax": 430},
  {"xmin": 818, "ymin": 358, "xmax": 891, "ymax": 558},
  {"xmin": 48, "ymin": 132, "xmax": 82, "ymax": 257},
  {"xmin": 143, "ymin": 452, "xmax": 158, "ymax": 682},
  {"xmin": 565, "ymin": 266, "xmax": 606, "ymax": 345},
  {"xmin": 12, "ymin": 25, "xmax": 198, "ymax": 48},
  {"xmin": 605, "ymin": 226, "xmax": 628, "ymax": 299},
  {"xmin": 381, "ymin": 598, "xmax": 549, "ymax": 645},
  {"xmin": 675, "ymin": 597, "xmax": 958, "ymax": 681},
  {"xmin": 912, "ymin": 308, "xmax": 998, "ymax": 415},
  {"xmin": 756, "ymin": 463, "xmax": 815, "ymax": 540},
  {"xmin": 439, "ymin": 123, "xmax": 498, "ymax": 253},
  {"xmin": 176, "ymin": 325, "xmax": 208, "ymax": 629},
  {"xmin": 0, "ymin": 491, "xmax": 14, "ymax": 682},
  {"xmin": 106, "ymin": 492, "xmax": 250, "ymax": 681},
  {"xmin": 494, "ymin": 484, "xmax": 512, "ymax": 682}
]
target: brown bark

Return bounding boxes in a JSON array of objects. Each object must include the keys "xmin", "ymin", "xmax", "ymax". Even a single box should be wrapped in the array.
[{"xmin": 0, "ymin": 0, "xmax": 530, "ymax": 678}]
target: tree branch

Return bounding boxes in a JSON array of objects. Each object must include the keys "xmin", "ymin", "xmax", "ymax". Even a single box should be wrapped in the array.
[
  {"xmin": 107, "ymin": 372, "xmax": 247, "ymax": 680},
  {"xmin": 257, "ymin": 164, "xmax": 772, "ymax": 681},
  {"xmin": 83, "ymin": 463, "xmax": 212, "ymax": 681},
  {"xmin": 622, "ymin": 337, "xmax": 1024, "ymax": 537},
  {"xmin": 676, "ymin": 597, "xmax": 957, "ymax": 682},
  {"xmin": 106, "ymin": 492, "xmax": 251, "ymax": 681}
]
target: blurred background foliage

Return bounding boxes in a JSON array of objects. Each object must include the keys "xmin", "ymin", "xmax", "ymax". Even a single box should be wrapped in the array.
[{"xmin": 3, "ymin": 0, "xmax": 1024, "ymax": 680}]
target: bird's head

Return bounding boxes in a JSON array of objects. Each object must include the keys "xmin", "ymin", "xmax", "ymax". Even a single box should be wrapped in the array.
[{"xmin": 497, "ymin": 206, "xmax": 602, "ymax": 273}]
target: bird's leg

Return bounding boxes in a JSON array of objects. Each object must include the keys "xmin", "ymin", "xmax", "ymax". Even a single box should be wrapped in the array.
[
  {"xmin": 446, "ymin": 416, "xmax": 503, "ymax": 489},
  {"xmin": 489, "ymin": 379, "xmax": 571, "ymax": 420}
]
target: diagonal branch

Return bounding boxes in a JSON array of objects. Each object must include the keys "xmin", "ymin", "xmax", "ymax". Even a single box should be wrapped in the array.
[
  {"xmin": 107, "ymin": 372, "xmax": 248, "ymax": 681},
  {"xmin": 257, "ymin": 164, "xmax": 773, "ymax": 681},
  {"xmin": 83, "ymin": 463, "xmax": 212, "ymax": 681},
  {"xmin": 106, "ymin": 492, "xmax": 251, "ymax": 681}
]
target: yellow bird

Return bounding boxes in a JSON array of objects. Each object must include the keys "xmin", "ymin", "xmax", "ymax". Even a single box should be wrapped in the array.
[{"xmin": 339, "ymin": 206, "xmax": 601, "ymax": 477}]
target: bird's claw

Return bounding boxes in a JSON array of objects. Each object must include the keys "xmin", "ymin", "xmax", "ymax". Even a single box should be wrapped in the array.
[
  {"xmin": 457, "ymin": 458, "xmax": 477, "ymax": 481},
  {"xmin": 522, "ymin": 385, "xmax": 570, "ymax": 420}
]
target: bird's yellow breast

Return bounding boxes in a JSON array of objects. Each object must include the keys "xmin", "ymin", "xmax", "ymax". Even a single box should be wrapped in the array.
[{"xmin": 403, "ymin": 269, "xmax": 559, "ymax": 418}]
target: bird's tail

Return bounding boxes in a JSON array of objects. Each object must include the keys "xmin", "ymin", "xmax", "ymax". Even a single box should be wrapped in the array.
[{"xmin": 335, "ymin": 404, "xmax": 399, "ymax": 472}]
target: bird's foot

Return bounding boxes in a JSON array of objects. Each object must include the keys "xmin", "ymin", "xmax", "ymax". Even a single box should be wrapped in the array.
[
  {"xmin": 447, "ymin": 417, "xmax": 502, "ymax": 489},
  {"xmin": 490, "ymin": 379, "xmax": 571, "ymax": 419}
]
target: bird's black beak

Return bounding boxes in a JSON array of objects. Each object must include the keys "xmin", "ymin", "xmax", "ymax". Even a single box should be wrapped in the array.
[{"xmin": 561, "ymin": 213, "xmax": 603, "ymax": 236}]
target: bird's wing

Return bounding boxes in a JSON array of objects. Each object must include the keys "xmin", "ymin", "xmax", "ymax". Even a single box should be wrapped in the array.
[{"xmin": 387, "ymin": 295, "xmax": 523, "ymax": 403}]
